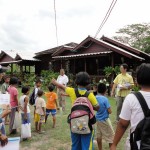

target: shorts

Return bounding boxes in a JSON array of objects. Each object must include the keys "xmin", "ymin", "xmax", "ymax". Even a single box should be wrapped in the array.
[
  {"xmin": 46, "ymin": 109, "xmax": 56, "ymax": 116},
  {"xmin": 21, "ymin": 113, "xmax": 31, "ymax": 124},
  {"xmin": 34, "ymin": 113, "xmax": 45, "ymax": 123},
  {"xmin": 96, "ymin": 118, "xmax": 114, "ymax": 143}
]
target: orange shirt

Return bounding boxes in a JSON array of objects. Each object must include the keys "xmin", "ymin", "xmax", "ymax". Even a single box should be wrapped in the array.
[{"xmin": 45, "ymin": 92, "xmax": 57, "ymax": 109}]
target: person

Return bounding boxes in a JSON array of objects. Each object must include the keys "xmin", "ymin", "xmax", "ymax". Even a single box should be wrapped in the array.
[
  {"xmin": 34, "ymin": 90, "xmax": 46, "ymax": 133},
  {"xmin": 1, "ymin": 75, "xmax": 10, "ymax": 125},
  {"xmin": 92, "ymin": 84, "xmax": 98, "ymax": 96},
  {"xmin": 1, "ymin": 75, "xmax": 10, "ymax": 94},
  {"xmin": 56, "ymin": 69, "xmax": 69, "ymax": 112},
  {"xmin": 110, "ymin": 63, "xmax": 150, "ymax": 150},
  {"xmin": 7, "ymin": 77, "xmax": 19, "ymax": 134},
  {"xmin": 45, "ymin": 84, "xmax": 58, "ymax": 128},
  {"xmin": 34, "ymin": 79, "xmax": 42, "ymax": 104},
  {"xmin": 111, "ymin": 63, "xmax": 134, "ymax": 122},
  {"xmin": 52, "ymin": 71, "xmax": 100, "ymax": 150},
  {"xmin": 0, "ymin": 105, "xmax": 10, "ymax": 147},
  {"xmin": 96, "ymin": 83, "xmax": 114, "ymax": 150},
  {"xmin": 19, "ymin": 86, "xmax": 31, "ymax": 140}
]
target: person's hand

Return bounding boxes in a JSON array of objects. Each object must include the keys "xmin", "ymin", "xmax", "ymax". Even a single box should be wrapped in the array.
[
  {"xmin": 51, "ymin": 78, "xmax": 57, "ymax": 85},
  {"xmin": 57, "ymin": 107, "xmax": 60, "ymax": 110},
  {"xmin": 0, "ymin": 135, "xmax": 8, "ymax": 147},
  {"xmin": 110, "ymin": 144, "xmax": 116, "ymax": 150}
]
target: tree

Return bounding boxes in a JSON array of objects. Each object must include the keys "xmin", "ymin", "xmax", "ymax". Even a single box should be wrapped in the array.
[{"xmin": 113, "ymin": 23, "xmax": 150, "ymax": 53}]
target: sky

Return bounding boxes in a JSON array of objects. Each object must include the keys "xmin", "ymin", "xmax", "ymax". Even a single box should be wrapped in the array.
[{"xmin": 0, "ymin": 0, "xmax": 150, "ymax": 53}]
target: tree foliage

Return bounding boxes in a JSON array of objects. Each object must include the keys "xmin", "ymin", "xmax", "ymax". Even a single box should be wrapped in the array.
[{"xmin": 113, "ymin": 23, "xmax": 150, "ymax": 53}]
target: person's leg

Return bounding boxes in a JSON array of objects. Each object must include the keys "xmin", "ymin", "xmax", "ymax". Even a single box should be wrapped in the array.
[
  {"xmin": 52, "ymin": 115, "xmax": 56, "ymax": 128},
  {"xmin": 116, "ymin": 96, "xmax": 124, "ymax": 121},
  {"xmin": 97, "ymin": 137, "xmax": 102, "ymax": 150},
  {"xmin": 81, "ymin": 132, "xmax": 93, "ymax": 150},
  {"xmin": 34, "ymin": 113, "xmax": 39, "ymax": 132},
  {"xmin": 38, "ymin": 122, "xmax": 42, "ymax": 132},
  {"xmin": 9, "ymin": 108, "xmax": 16, "ymax": 134},
  {"xmin": 71, "ymin": 132, "xmax": 81, "ymax": 150}
]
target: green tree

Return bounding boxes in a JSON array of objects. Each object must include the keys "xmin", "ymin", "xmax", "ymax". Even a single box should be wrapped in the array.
[{"xmin": 113, "ymin": 23, "xmax": 150, "ymax": 53}]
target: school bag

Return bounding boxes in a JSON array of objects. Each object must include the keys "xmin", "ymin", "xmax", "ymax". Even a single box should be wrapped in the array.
[
  {"xmin": 29, "ymin": 89, "xmax": 36, "ymax": 105},
  {"xmin": 67, "ymin": 89, "xmax": 96, "ymax": 134},
  {"xmin": 130, "ymin": 92, "xmax": 150, "ymax": 150}
]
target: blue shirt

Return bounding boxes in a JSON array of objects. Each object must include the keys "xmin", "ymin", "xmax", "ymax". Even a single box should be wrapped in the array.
[{"xmin": 96, "ymin": 95, "xmax": 110, "ymax": 121}]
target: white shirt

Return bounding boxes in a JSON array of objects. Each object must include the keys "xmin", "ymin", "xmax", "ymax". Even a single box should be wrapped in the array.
[
  {"xmin": 57, "ymin": 74, "xmax": 68, "ymax": 86},
  {"xmin": 19, "ymin": 95, "xmax": 30, "ymax": 113},
  {"xmin": 35, "ymin": 97, "xmax": 46, "ymax": 115},
  {"xmin": 120, "ymin": 91, "xmax": 150, "ymax": 133}
]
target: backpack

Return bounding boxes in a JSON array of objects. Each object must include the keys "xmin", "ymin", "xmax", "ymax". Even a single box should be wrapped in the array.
[
  {"xmin": 130, "ymin": 92, "xmax": 150, "ymax": 150},
  {"xmin": 67, "ymin": 89, "xmax": 96, "ymax": 134},
  {"xmin": 29, "ymin": 89, "xmax": 36, "ymax": 105}
]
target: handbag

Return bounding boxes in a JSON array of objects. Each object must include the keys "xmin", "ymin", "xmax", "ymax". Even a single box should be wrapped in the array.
[{"xmin": 21, "ymin": 123, "xmax": 31, "ymax": 138}]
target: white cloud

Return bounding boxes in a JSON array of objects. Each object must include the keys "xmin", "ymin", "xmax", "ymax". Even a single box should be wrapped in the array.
[{"xmin": 0, "ymin": 0, "xmax": 149, "ymax": 52}]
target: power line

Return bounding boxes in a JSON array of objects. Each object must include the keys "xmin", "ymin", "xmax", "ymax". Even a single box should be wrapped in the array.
[
  {"xmin": 54, "ymin": 0, "xmax": 58, "ymax": 46},
  {"xmin": 94, "ymin": 0, "xmax": 118, "ymax": 38}
]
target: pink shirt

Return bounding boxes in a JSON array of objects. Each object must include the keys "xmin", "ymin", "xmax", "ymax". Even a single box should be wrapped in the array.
[{"xmin": 8, "ymin": 86, "xmax": 18, "ymax": 107}]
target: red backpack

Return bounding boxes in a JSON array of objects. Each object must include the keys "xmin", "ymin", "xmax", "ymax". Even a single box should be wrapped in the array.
[{"xmin": 67, "ymin": 89, "xmax": 96, "ymax": 134}]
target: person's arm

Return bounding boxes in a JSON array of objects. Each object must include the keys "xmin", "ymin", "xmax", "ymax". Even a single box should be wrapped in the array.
[
  {"xmin": 93, "ymin": 104, "xmax": 100, "ymax": 111},
  {"xmin": 1, "ymin": 84, "xmax": 6, "ymax": 94},
  {"xmin": 107, "ymin": 107, "xmax": 112, "ymax": 114},
  {"xmin": 110, "ymin": 119, "xmax": 130, "ymax": 150},
  {"xmin": 1, "ymin": 105, "xmax": 11, "ymax": 118},
  {"xmin": 24, "ymin": 97, "xmax": 28, "ymax": 120},
  {"xmin": 42, "ymin": 107, "xmax": 46, "ymax": 116},
  {"xmin": 111, "ymin": 83, "xmax": 117, "ymax": 97},
  {"xmin": 51, "ymin": 79, "xmax": 66, "ymax": 90}
]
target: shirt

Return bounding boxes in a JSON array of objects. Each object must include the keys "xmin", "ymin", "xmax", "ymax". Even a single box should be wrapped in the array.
[
  {"xmin": 8, "ymin": 86, "xmax": 18, "ymax": 107},
  {"xmin": 96, "ymin": 95, "xmax": 110, "ymax": 121},
  {"xmin": 35, "ymin": 97, "xmax": 46, "ymax": 115},
  {"xmin": 45, "ymin": 92, "xmax": 57, "ymax": 109},
  {"xmin": 57, "ymin": 74, "xmax": 68, "ymax": 86},
  {"xmin": 65, "ymin": 87, "xmax": 98, "ymax": 107},
  {"xmin": 1, "ymin": 83, "xmax": 9, "ymax": 94},
  {"xmin": 120, "ymin": 91, "xmax": 150, "ymax": 133},
  {"xmin": 113, "ymin": 73, "xmax": 134, "ymax": 97},
  {"xmin": 19, "ymin": 95, "xmax": 30, "ymax": 113}
]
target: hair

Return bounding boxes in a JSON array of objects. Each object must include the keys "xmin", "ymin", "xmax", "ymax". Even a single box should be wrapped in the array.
[
  {"xmin": 9, "ymin": 77, "xmax": 18, "ymax": 85},
  {"xmin": 48, "ymin": 84, "xmax": 55, "ymax": 92},
  {"xmin": 21, "ymin": 86, "xmax": 30, "ymax": 94},
  {"xmin": 75, "ymin": 72, "xmax": 90, "ymax": 86},
  {"xmin": 37, "ymin": 89, "xmax": 44, "ymax": 97},
  {"xmin": 35, "ymin": 79, "xmax": 42, "ymax": 84},
  {"xmin": 97, "ymin": 83, "xmax": 107, "ymax": 94},
  {"xmin": 121, "ymin": 63, "xmax": 128, "ymax": 70},
  {"xmin": 3, "ymin": 75, "xmax": 10, "ymax": 80},
  {"xmin": 136, "ymin": 63, "xmax": 150, "ymax": 87}
]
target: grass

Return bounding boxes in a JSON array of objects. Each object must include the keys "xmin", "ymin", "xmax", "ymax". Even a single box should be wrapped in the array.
[{"xmin": 6, "ymin": 88, "xmax": 128, "ymax": 150}]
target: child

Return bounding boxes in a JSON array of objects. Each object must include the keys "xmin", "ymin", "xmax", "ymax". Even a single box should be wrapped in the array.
[
  {"xmin": 95, "ymin": 83, "xmax": 114, "ymax": 150},
  {"xmin": 19, "ymin": 86, "xmax": 31, "ymax": 140},
  {"xmin": 7, "ymin": 77, "xmax": 19, "ymax": 134},
  {"xmin": 34, "ymin": 90, "xmax": 46, "ymax": 133},
  {"xmin": 1, "ymin": 75, "xmax": 10, "ymax": 94},
  {"xmin": 52, "ymin": 72, "xmax": 100, "ymax": 150},
  {"xmin": 45, "ymin": 84, "xmax": 58, "ymax": 128}
]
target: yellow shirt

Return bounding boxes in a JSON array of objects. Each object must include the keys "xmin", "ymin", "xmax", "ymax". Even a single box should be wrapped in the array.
[
  {"xmin": 65, "ymin": 87, "xmax": 98, "ymax": 107},
  {"xmin": 114, "ymin": 73, "xmax": 134, "ymax": 97}
]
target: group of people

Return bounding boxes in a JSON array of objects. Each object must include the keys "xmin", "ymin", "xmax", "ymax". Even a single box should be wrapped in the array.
[{"xmin": 0, "ymin": 63, "xmax": 150, "ymax": 150}]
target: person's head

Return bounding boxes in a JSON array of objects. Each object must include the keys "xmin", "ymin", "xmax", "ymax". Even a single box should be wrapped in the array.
[
  {"xmin": 120, "ymin": 63, "xmax": 128, "ymax": 74},
  {"xmin": 9, "ymin": 77, "xmax": 18, "ymax": 86},
  {"xmin": 97, "ymin": 83, "xmax": 107, "ymax": 94},
  {"xmin": 136, "ymin": 63, "xmax": 150, "ymax": 88},
  {"xmin": 35, "ymin": 79, "xmax": 42, "ymax": 88},
  {"xmin": 93, "ymin": 84, "xmax": 97, "ymax": 91},
  {"xmin": 21, "ymin": 86, "xmax": 30, "ymax": 95},
  {"xmin": 60, "ymin": 69, "xmax": 65, "ymax": 76},
  {"xmin": 48, "ymin": 84, "xmax": 55, "ymax": 92},
  {"xmin": 3, "ymin": 75, "xmax": 10, "ymax": 83},
  {"xmin": 75, "ymin": 72, "xmax": 90, "ymax": 87},
  {"xmin": 37, "ymin": 89, "xmax": 44, "ymax": 97}
]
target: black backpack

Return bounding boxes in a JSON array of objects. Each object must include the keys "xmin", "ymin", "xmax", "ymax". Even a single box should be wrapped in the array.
[
  {"xmin": 29, "ymin": 89, "xmax": 36, "ymax": 105},
  {"xmin": 130, "ymin": 92, "xmax": 150, "ymax": 150}
]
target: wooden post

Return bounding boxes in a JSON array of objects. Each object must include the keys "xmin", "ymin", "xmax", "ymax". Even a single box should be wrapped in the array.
[
  {"xmin": 11, "ymin": 64, "xmax": 13, "ymax": 75},
  {"xmin": 111, "ymin": 53, "xmax": 114, "ymax": 67},
  {"xmin": 84, "ymin": 58, "xmax": 86, "ymax": 72}
]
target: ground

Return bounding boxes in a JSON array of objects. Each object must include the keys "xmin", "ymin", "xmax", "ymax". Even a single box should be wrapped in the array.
[{"xmin": 7, "ymin": 88, "xmax": 128, "ymax": 150}]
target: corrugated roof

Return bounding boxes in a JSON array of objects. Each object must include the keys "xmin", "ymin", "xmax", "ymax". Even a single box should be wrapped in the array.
[
  {"xmin": 2, "ymin": 50, "xmax": 17, "ymax": 59},
  {"xmin": 52, "ymin": 51, "xmax": 112, "ymax": 59},
  {"xmin": 16, "ymin": 52, "xmax": 39, "ymax": 61}
]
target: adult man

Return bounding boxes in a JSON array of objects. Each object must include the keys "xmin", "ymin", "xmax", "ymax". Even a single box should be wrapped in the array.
[
  {"xmin": 110, "ymin": 63, "xmax": 150, "ymax": 150},
  {"xmin": 111, "ymin": 63, "xmax": 134, "ymax": 121},
  {"xmin": 56, "ymin": 69, "xmax": 68, "ymax": 111}
]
